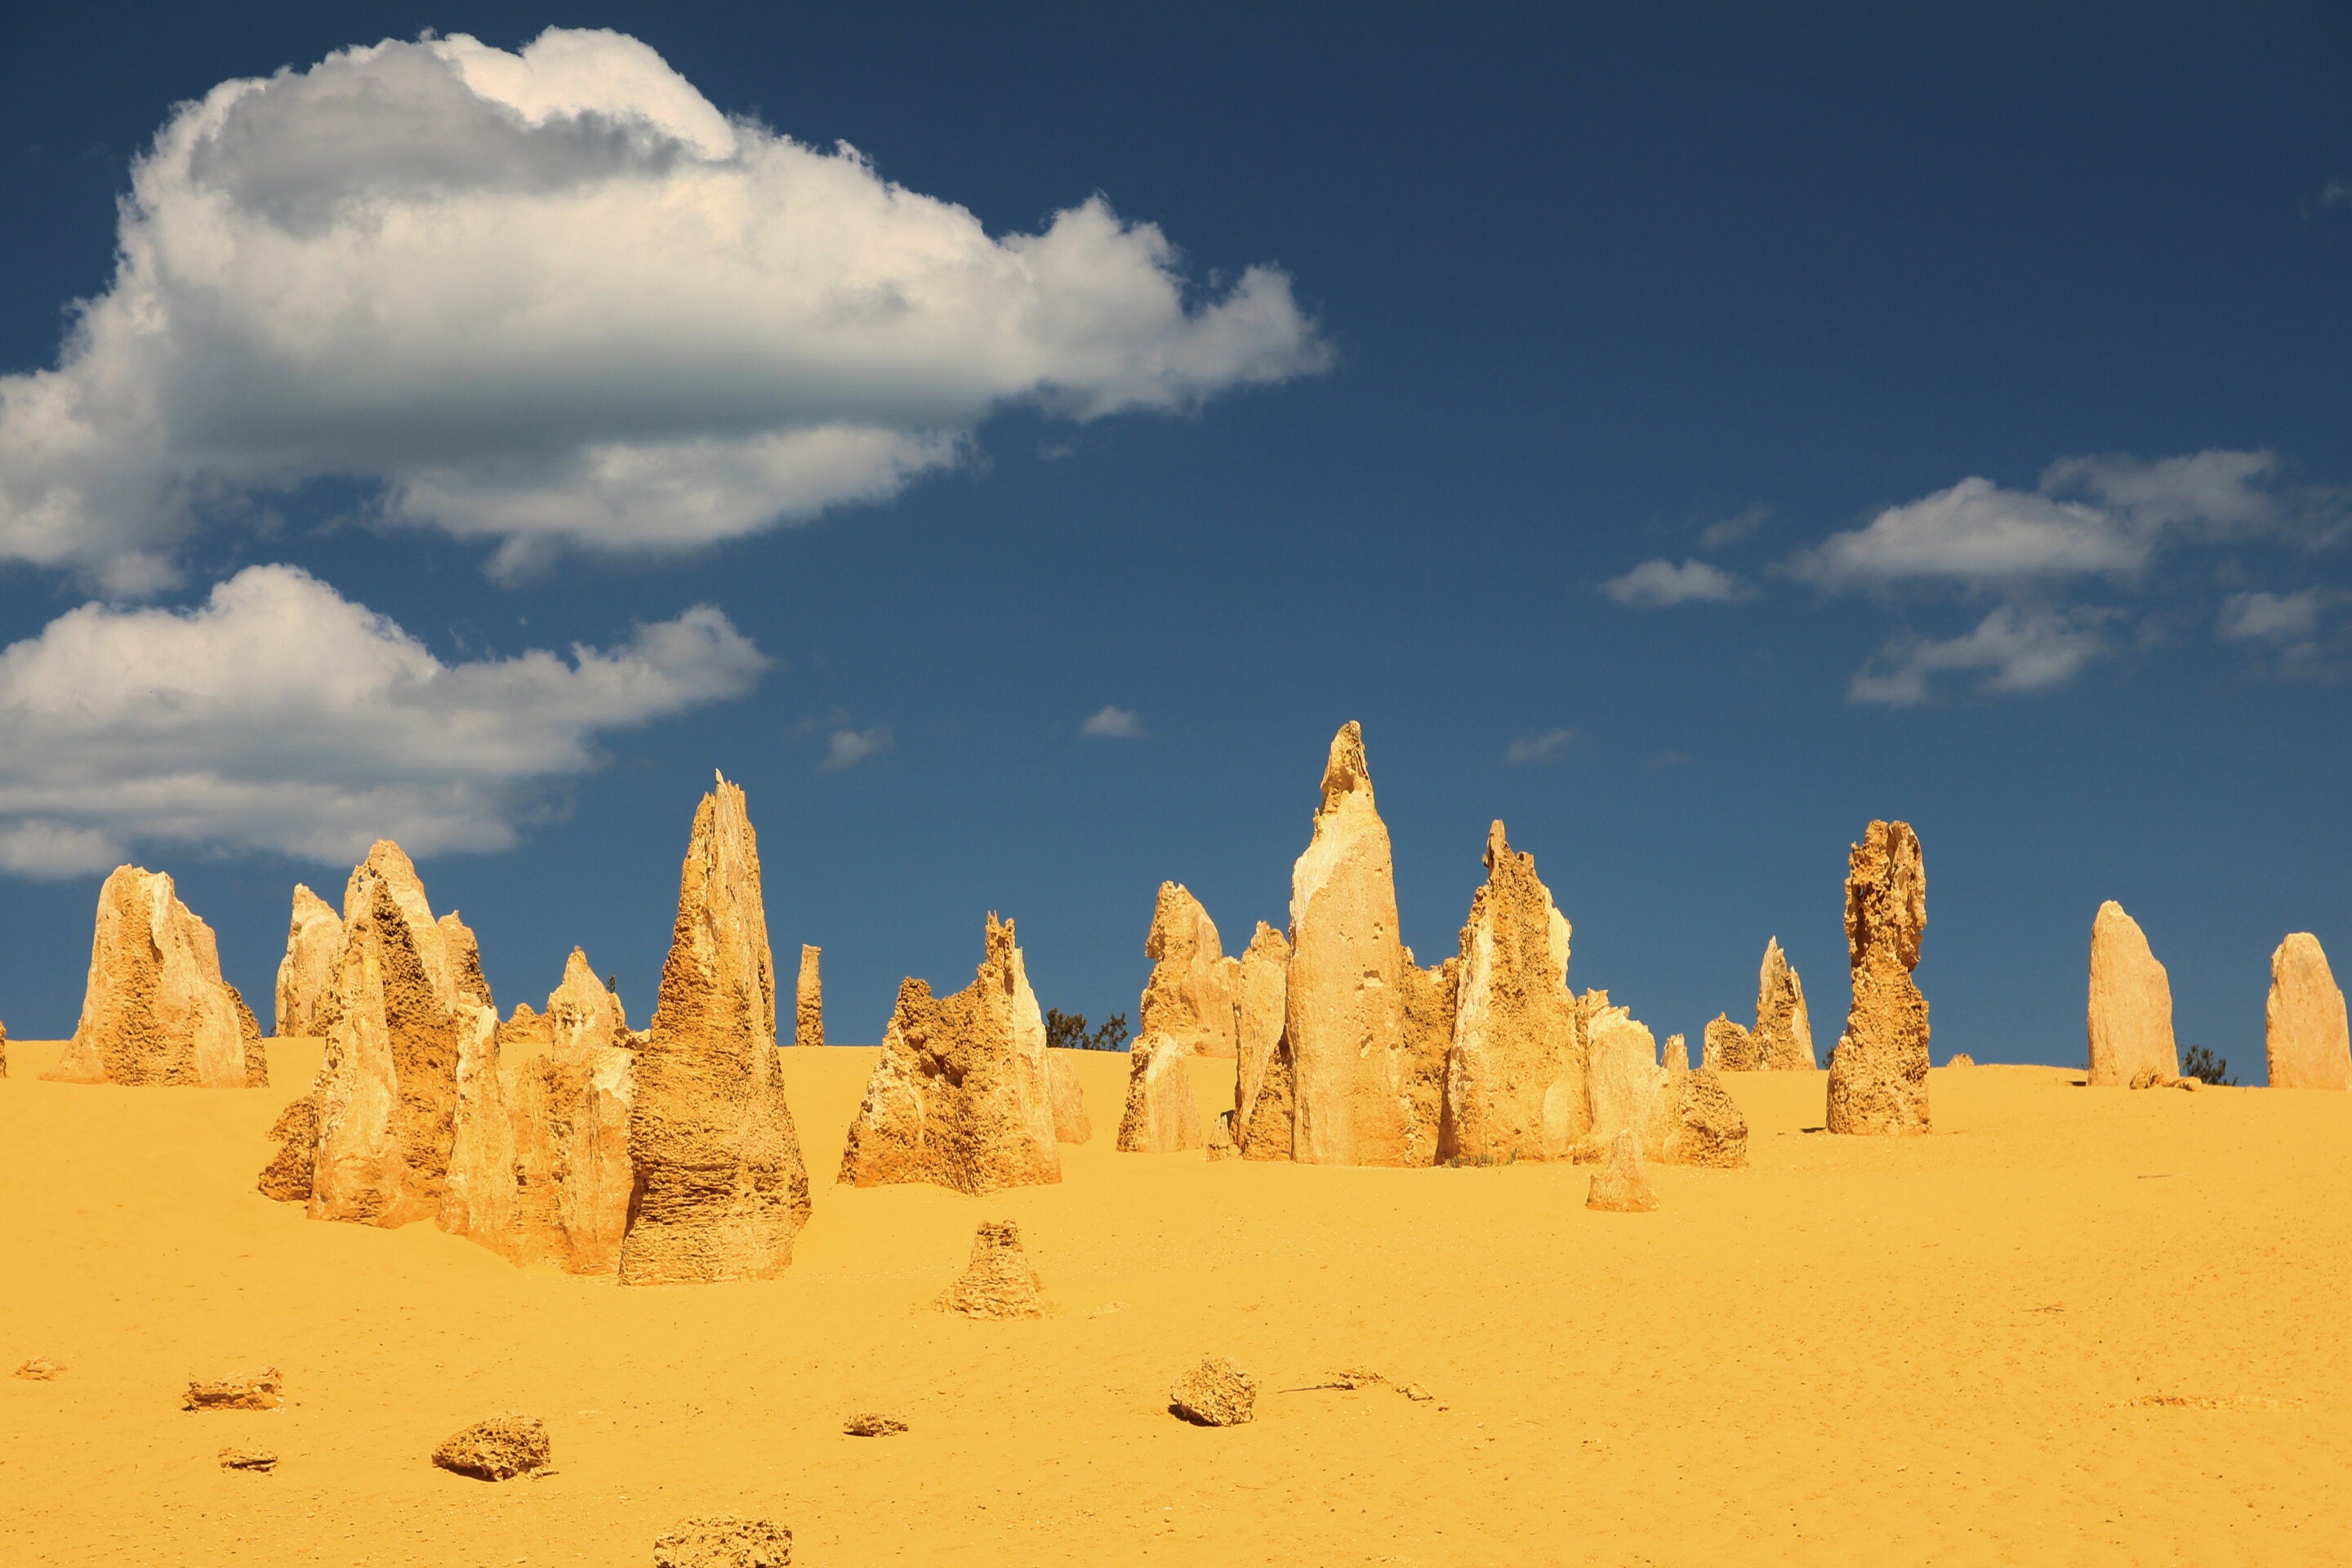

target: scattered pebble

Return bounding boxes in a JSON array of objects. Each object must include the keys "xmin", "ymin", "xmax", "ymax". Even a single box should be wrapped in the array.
[
  {"xmin": 218, "ymin": 1447, "xmax": 277, "ymax": 1472},
  {"xmin": 1170, "ymin": 1357, "xmax": 1255, "ymax": 1427},
  {"xmin": 842, "ymin": 1412, "xmax": 907, "ymax": 1437},
  {"xmin": 184, "ymin": 1368, "xmax": 283, "ymax": 1411},
  {"xmin": 13, "ymin": 1358, "xmax": 63, "ymax": 1381}
]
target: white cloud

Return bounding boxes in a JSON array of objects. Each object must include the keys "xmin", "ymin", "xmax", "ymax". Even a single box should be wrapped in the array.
[
  {"xmin": 1698, "ymin": 503, "xmax": 1774, "ymax": 550},
  {"xmin": 0, "ymin": 28, "xmax": 1329, "ymax": 586},
  {"xmin": 1080, "ymin": 704, "xmax": 1145, "ymax": 738},
  {"xmin": 2217, "ymin": 588, "xmax": 2337, "ymax": 644},
  {"xmin": 1847, "ymin": 604, "xmax": 2109, "ymax": 705},
  {"xmin": 1504, "ymin": 728, "xmax": 1575, "ymax": 765},
  {"xmin": 2323, "ymin": 180, "xmax": 2351, "ymax": 209},
  {"xmin": 1601, "ymin": 558, "xmax": 1744, "ymax": 608},
  {"xmin": 0, "ymin": 564, "xmax": 764, "ymax": 875},
  {"xmin": 820, "ymin": 726, "xmax": 892, "ymax": 771}
]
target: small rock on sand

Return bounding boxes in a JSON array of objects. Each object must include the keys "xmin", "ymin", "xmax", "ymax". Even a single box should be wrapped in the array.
[
  {"xmin": 842, "ymin": 1412, "xmax": 907, "ymax": 1437},
  {"xmin": 1585, "ymin": 1129, "xmax": 1659, "ymax": 1213},
  {"xmin": 938, "ymin": 1220, "xmax": 1046, "ymax": 1321},
  {"xmin": 218, "ymin": 1447, "xmax": 278, "ymax": 1472},
  {"xmin": 431, "ymin": 1414, "xmax": 550, "ymax": 1481},
  {"xmin": 183, "ymin": 1369, "xmax": 283, "ymax": 1411},
  {"xmin": 1170, "ymin": 1357, "xmax": 1255, "ymax": 1426},
  {"xmin": 1945, "ymin": 1054, "xmax": 1975, "ymax": 1067},
  {"xmin": 652, "ymin": 1516, "xmax": 793, "ymax": 1567},
  {"xmin": 15, "ymin": 1358, "xmax": 63, "ymax": 1381}
]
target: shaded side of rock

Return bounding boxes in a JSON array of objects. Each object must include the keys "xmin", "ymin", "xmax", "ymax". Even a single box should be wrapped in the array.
[
  {"xmin": 1585, "ymin": 1128, "xmax": 1659, "ymax": 1211},
  {"xmin": 1140, "ymin": 883, "xmax": 1238, "ymax": 1058},
  {"xmin": 274, "ymin": 884, "xmax": 344, "ymax": 1039},
  {"xmin": 438, "ymin": 912, "xmax": 496, "ymax": 1011},
  {"xmin": 1169, "ymin": 1356, "xmax": 1255, "ymax": 1426},
  {"xmin": 1753, "ymin": 938, "xmax": 1815, "ymax": 1070},
  {"xmin": 2265, "ymin": 932, "xmax": 2350, "ymax": 1090},
  {"xmin": 1398, "ymin": 951, "xmax": 1459, "ymax": 1165},
  {"xmin": 620, "ymin": 777, "xmax": 812, "ymax": 1283},
  {"xmin": 2087, "ymin": 901, "xmax": 2177, "ymax": 1087},
  {"xmin": 937, "ymin": 1219, "xmax": 1045, "ymax": 1320},
  {"xmin": 1438, "ymin": 822, "xmax": 1575, "ymax": 1165},
  {"xmin": 1116, "ymin": 1031, "xmax": 1203, "ymax": 1153},
  {"xmin": 48, "ymin": 865, "xmax": 256, "ymax": 1088},
  {"xmin": 1232, "ymin": 922, "xmax": 1290, "ymax": 1132},
  {"xmin": 1653, "ymin": 1067, "xmax": 1748, "ymax": 1168},
  {"xmin": 1236, "ymin": 1032, "xmax": 1297, "ymax": 1161},
  {"xmin": 840, "ymin": 914, "xmax": 1059, "ymax": 1194},
  {"xmin": 430, "ymin": 1414, "xmax": 550, "ymax": 1481},
  {"xmin": 1826, "ymin": 820, "xmax": 1931, "ymax": 1135},
  {"xmin": 1701, "ymin": 1013, "xmax": 1760, "ymax": 1072},
  {"xmin": 794, "ymin": 944, "xmax": 823, "ymax": 1047}
]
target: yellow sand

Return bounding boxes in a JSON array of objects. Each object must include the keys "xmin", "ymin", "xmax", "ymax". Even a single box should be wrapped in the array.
[{"xmin": 4, "ymin": 1042, "xmax": 2349, "ymax": 1566}]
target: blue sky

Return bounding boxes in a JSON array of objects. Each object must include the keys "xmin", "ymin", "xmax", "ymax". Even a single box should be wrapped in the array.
[{"xmin": 1, "ymin": 3, "xmax": 2345, "ymax": 1079}]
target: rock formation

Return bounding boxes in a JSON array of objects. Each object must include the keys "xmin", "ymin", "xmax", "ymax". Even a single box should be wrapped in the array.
[
  {"xmin": 839, "ymin": 914, "xmax": 1060, "ymax": 1195},
  {"xmin": 1139, "ymin": 884, "xmax": 1238, "ymax": 1058},
  {"xmin": 1398, "ymin": 951, "xmax": 1459, "ymax": 1164},
  {"xmin": 1438, "ymin": 822, "xmax": 1577, "ymax": 1165},
  {"xmin": 1586, "ymin": 1129, "xmax": 1659, "ymax": 1212},
  {"xmin": 47, "ymin": 865, "xmax": 265, "ymax": 1089},
  {"xmin": 1281, "ymin": 723, "xmax": 1417, "ymax": 1165},
  {"xmin": 1578, "ymin": 1005, "xmax": 1668, "ymax": 1162},
  {"xmin": 274, "ymin": 884, "xmax": 342, "ymax": 1038},
  {"xmin": 431, "ymin": 1415, "xmax": 550, "ymax": 1481},
  {"xmin": 439, "ymin": 913, "xmax": 495, "ymax": 1010},
  {"xmin": 1662, "ymin": 1033, "xmax": 1689, "ymax": 1073},
  {"xmin": 184, "ymin": 1369, "xmax": 283, "ymax": 1411},
  {"xmin": 794, "ymin": 944, "xmax": 822, "ymax": 1047},
  {"xmin": 653, "ymin": 1517, "xmax": 792, "ymax": 1568},
  {"xmin": 1116, "ymin": 1031, "xmax": 1203, "ymax": 1152},
  {"xmin": 2086, "ymin": 901, "xmax": 2177, "ymax": 1087},
  {"xmin": 1047, "ymin": 1053, "xmax": 1092, "ymax": 1143},
  {"xmin": 1701, "ymin": 1013, "xmax": 1759, "ymax": 1072},
  {"xmin": 1826, "ymin": 820, "xmax": 1931, "ymax": 1135},
  {"xmin": 1, "ymin": 1018, "xmax": 8, "ymax": 1079},
  {"xmin": 2265, "ymin": 932, "xmax": 2350, "ymax": 1090},
  {"xmin": 1232, "ymin": 922, "xmax": 1290, "ymax": 1133},
  {"xmin": 938, "ymin": 1219, "xmax": 1047, "ymax": 1319},
  {"xmin": 1753, "ymin": 938, "xmax": 1815, "ymax": 1069},
  {"xmin": 620, "ymin": 776, "xmax": 812, "ymax": 1283},
  {"xmin": 441, "ymin": 951, "xmax": 638, "ymax": 1274},
  {"xmin": 1654, "ymin": 1067, "xmax": 1748, "ymax": 1168},
  {"xmin": 1169, "ymin": 1357, "xmax": 1256, "ymax": 1426}
]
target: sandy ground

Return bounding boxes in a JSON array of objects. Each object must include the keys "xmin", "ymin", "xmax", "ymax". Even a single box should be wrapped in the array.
[{"xmin": 3, "ymin": 1041, "xmax": 2349, "ymax": 1568}]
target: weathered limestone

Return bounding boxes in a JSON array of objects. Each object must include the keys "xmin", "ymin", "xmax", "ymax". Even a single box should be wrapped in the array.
[
  {"xmin": 839, "ymin": 914, "xmax": 1061, "ymax": 1194},
  {"xmin": 440, "ymin": 913, "xmax": 496, "ymax": 1010},
  {"xmin": 274, "ymin": 885, "xmax": 343, "ymax": 1038},
  {"xmin": 1047, "ymin": 1052, "xmax": 1093, "ymax": 1143},
  {"xmin": 1586, "ymin": 1129, "xmax": 1659, "ymax": 1212},
  {"xmin": 1398, "ymin": 951, "xmax": 1459, "ymax": 1165},
  {"xmin": 619, "ymin": 777, "xmax": 812, "ymax": 1284},
  {"xmin": 1232, "ymin": 923, "xmax": 1290, "ymax": 1134},
  {"xmin": 1139, "ymin": 884, "xmax": 1238, "ymax": 1058},
  {"xmin": 1753, "ymin": 939, "xmax": 1815, "ymax": 1070},
  {"xmin": 1283, "ymin": 723, "xmax": 1413, "ymax": 1165},
  {"xmin": 1117, "ymin": 1031, "xmax": 1203, "ymax": 1152},
  {"xmin": 442, "ymin": 951, "xmax": 638, "ymax": 1273},
  {"xmin": 1169, "ymin": 1358, "xmax": 1256, "ymax": 1427},
  {"xmin": 1439, "ymin": 822, "xmax": 1577, "ymax": 1165},
  {"xmin": 1654, "ymin": 1067, "xmax": 1749, "ymax": 1168},
  {"xmin": 2265, "ymin": 933, "xmax": 2350, "ymax": 1090},
  {"xmin": 1826, "ymin": 820, "xmax": 1931, "ymax": 1135},
  {"xmin": 1577, "ymin": 1006, "xmax": 1668, "ymax": 1162},
  {"xmin": 47, "ymin": 866, "xmax": 265, "ymax": 1089},
  {"xmin": 0, "ymin": 1018, "xmax": 8, "ymax": 1078},
  {"xmin": 937, "ymin": 1219, "xmax": 1046, "ymax": 1320},
  {"xmin": 1701, "ymin": 1013, "xmax": 1759, "ymax": 1072},
  {"xmin": 794, "ymin": 944, "xmax": 823, "ymax": 1047},
  {"xmin": 2086, "ymin": 902, "xmax": 2178, "ymax": 1088},
  {"xmin": 1662, "ymin": 1033, "xmax": 1689, "ymax": 1073},
  {"xmin": 431, "ymin": 1415, "xmax": 550, "ymax": 1481},
  {"xmin": 653, "ymin": 1517, "xmax": 793, "ymax": 1568}
]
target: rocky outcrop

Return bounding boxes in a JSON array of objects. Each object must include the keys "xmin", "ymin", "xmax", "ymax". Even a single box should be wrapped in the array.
[
  {"xmin": 1826, "ymin": 821, "xmax": 1931, "ymax": 1135},
  {"xmin": 1117, "ymin": 1031, "xmax": 1203, "ymax": 1152},
  {"xmin": 1237, "ymin": 1030, "xmax": 1296, "ymax": 1161},
  {"xmin": 937, "ymin": 1219, "xmax": 1047, "ymax": 1319},
  {"xmin": 1754, "ymin": 939, "xmax": 1815, "ymax": 1069},
  {"xmin": 439, "ymin": 913, "xmax": 495, "ymax": 1011},
  {"xmin": 1662, "ymin": 1033, "xmax": 1689, "ymax": 1073},
  {"xmin": 1578, "ymin": 1006, "xmax": 1667, "ymax": 1162},
  {"xmin": 1169, "ymin": 1357, "xmax": 1255, "ymax": 1426},
  {"xmin": 1283, "ymin": 724, "xmax": 1415, "ymax": 1165},
  {"xmin": 2087, "ymin": 902, "xmax": 2177, "ymax": 1088},
  {"xmin": 1140, "ymin": 884, "xmax": 1238, "ymax": 1058},
  {"xmin": 653, "ymin": 1517, "xmax": 793, "ymax": 1568},
  {"xmin": 793, "ymin": 945, "xmax": 822, "ymax": 1047},
  {"xmin": 1701, "ymin": 1013, "xmax": 1758, "ymax": 1072},
  {"xmin": 184, "ymin": 1369, "xmax": 283, "ymax": 1411},
  {"xmin": 619, "ymin": 777, "xmax": 812, "ymax": 1284},
  {"xmin": 1232, "ymin": 923, "xmax": 1290, "ymax": 1133},
  {"xmin": 1655, "ymin": 1067, "xmax": 1748, "ymax": 1168},
  {"xmin": 2265, "ymin": 933, "xmax": 2350, "ymax": 1090},
  {"xmin": 839, "ymin": 914, "xmax": 1061, "ymax": 1195},
  {"xmin": 274, "ymin": 885, "xmax": 342, "ymax": 1038},
  {"xmin": 1439, "ymin": 822, "xmax": 1577, "ymax": 1165},
  {"xmin": 431, "ymin": 1415, "xmax": 550, "ymax": 1481},
  {"xmin": 256, "ymin": 1096, "xmax": 319, "ymax": 1201},
  {"xmin": 1047, "ymin": 1052, "xmax": 1093, "ymax": 1143},
  {"xmin": 47, "ymin": 866, "xmax": 263, "ymax": 1089},
  {"xmin": 1586, "ymin": 1129, "xmax": 1659, "ymax": 1212}
]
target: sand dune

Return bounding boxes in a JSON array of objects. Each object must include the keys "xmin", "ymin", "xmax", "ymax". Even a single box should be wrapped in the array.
[{"xmin": 4, "ymin": 1040, "xmax": 2349, "ymax": 1566}]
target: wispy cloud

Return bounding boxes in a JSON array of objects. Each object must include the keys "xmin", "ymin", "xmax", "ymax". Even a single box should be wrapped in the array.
[
  {"xmin": 1504, "ymin": 728, "xmax": 1575, "ymax": 765},
  {"xmin": 1601, "ymin": 558, "xmax": 1744, "ymax": 608},
  {"xmin": 821, "ymin": 726, "xmax": 893, "ymax": 771},
  {"xmin": 1699, "ymin": 503, "xmax": 1775, "ymax": 550},
  {"xmin": 2322, "ymin": 179, "xmax": 2352, "ymax": 209},
  {"xmin": 1848, "ymin": 604, "xmax": 2110, "ymax": 706},
  {"xmin": 1080, "ymin": 705, "xmax": 1146, "ymax": 738}
]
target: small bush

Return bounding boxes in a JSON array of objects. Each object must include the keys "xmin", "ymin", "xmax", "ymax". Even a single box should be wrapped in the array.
[
  {"xmin": 2181, "ymin": 1045, "xmax": 2235, "ymax": 1086},
  {"xmin": 1045, "ymin": 1009, "xmax": 1132, "ymax": 1051}
]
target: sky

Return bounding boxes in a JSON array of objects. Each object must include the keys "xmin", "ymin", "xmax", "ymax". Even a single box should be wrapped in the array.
[{"xmin": 1, "ymin": 3, "xmax": 2346, "ymax": 1080}]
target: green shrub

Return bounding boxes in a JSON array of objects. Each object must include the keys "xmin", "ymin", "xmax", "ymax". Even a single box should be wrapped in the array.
[
  {"xmin": 1045, "ymin": 1009, "xmax": 1131, "ymax": 1051},
  {"xmin": 2181, "ymin": 1045, "xmax": 2235, "ymax": 1086}
]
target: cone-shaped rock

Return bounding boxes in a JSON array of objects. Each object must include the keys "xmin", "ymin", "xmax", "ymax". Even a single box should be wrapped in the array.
[
  {"xmin": 1399, "ymin": 950, "xmax": 1459, "ymax": 1165},
  {"xmin": 840, "ymin": 914, "xmax": 1060, "ymax": 1194},
  {"xmin": 938, "ymin": 1219, "xmax": 1045, "ymax": 1319},
  {"xmin": 1139, "ymin": 884, "xmax": 1238, "ymax": 1058},
  {"xmin": 1232, "ymin": 922, "xmax": 1290, "ymax": 1134},
  {"xmin": 1586, "ymin": 1128, "xmax": 1659, "ymax": 1212},
  {"xmin": 439, "ymin": 913, "xmax": 495, "ymax": 1011},
  {"xmin": 1048, "ymin": 1053, "xmax": 1092, "ymax": 1143},
  {"xmin": 1577, "ymin": 1006, "xmax": 1668, "ymax": 1162},
  {"xmin": 274, "ymin": 884, "xmax": 343, "ymax": 1039},
  {"xmin": 2086, "ymin": 902, "xmax": 2177, "ymax": 1087},
  {"xmin": 2265, "ymin": 933, "xmax": 2350, "ymax": 1090},
  {"xmin": 1438, "ymin": 822, "xmax": 1577, "ymax": 1165},
  {"xmin": 1116, "ymin": 1031, "xmax": 1202, "ymax": 1152},
  {"xmin": 619, "ymin": 776, "xmax": 812, "ymax": 1283},
  {"xmin": 1284, "ymin": 723, "xmax": 1413, "ymax": 1165},
  {"xmin": 794, "ymin": 944, "xmax": 823, "ymax": 1047},
  {"xmin": 47, "ymin": 866, "xmax": 262, "ymax": 1088},
  {"xmin": 1653, "ymin": 1067, "xmax": 1748, "ymax": 1167},
  {"xmin": 1826, "ymin": 820, "xmax": 1931, "ymax": 1135},
  {"xmin": 1753, "ymin": 938, "xmax": 1815, "ymax": 1070},
  {"xmin": 1701, "ymin": 1013, "xmax": 1758, "ymax": 1072},
  {"xmin": 1662, "ymin": 1032, "xmax": 1690, "ymax": 1073}
]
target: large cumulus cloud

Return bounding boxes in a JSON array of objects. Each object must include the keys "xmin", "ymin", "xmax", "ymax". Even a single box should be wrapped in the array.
[{"xmin": 0, "ymin": 28, "xmax": 1330, "ymax": 589}]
